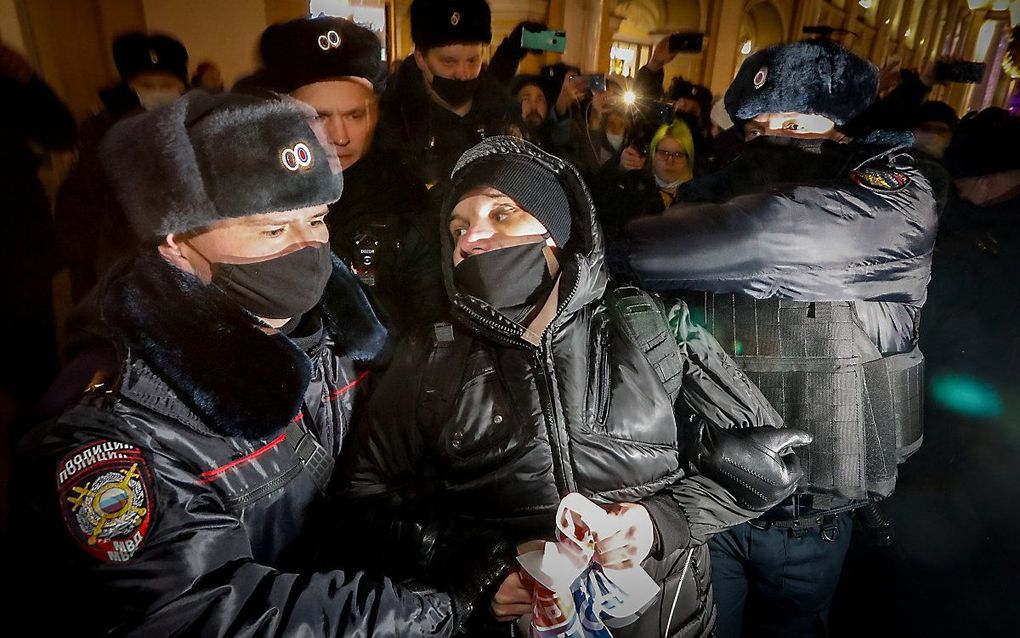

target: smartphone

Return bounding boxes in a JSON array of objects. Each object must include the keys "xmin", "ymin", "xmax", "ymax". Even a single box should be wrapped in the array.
[
  {"xmin": 668, "ymin": 33, "xmax": 704, "ymax": 53},
  {"xmin": 571, "ymin": 73, "xmax": 606, "ymax": 92},
  {"xmin": 521, "ymin": 28, "xmax": 567, "ymax": 53},
  {"xmin": 935, "ymin": 61, "xmax": 986, "ymax": 84},
  {"xmin": 646, "ymin": 101, "xmax": 674, "ymax": 126}
]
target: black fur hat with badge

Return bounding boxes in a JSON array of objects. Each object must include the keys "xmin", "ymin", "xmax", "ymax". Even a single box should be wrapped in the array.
[
  {"xmin": 259, "ymin": 16, "xmax": 388, "ymax": 94},
  {"xmin": 100, "ymin": 91, "xmax": 343, "ymax": 241},
  {"xmin": 411, "ymin": 0, "xmax": 492, "ymax": 51},
  {"xmin": 725, "ymin": 39, "xmax": 879, "ymax": 126},
  {"xmin": 113, "ymin": 33, "xmax": 189, "ymax": 85}
]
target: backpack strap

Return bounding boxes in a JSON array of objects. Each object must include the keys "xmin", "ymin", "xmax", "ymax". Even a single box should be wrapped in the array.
[
  {"xmin": 418, "ymin": 322, "xmax": 473, "ymax": 431},
  {"xmin": 604, "ymin": 285, "xmax": 685, "ymax": 403}
]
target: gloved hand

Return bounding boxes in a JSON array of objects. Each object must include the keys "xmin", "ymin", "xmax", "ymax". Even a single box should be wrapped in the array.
[
  {"xmin": 694, "ymin": 422, "xmax": 812, "ymax": 511},
  {"xmin": 423, "ymin": 523, "xmax": 517, "ymax": 634}
]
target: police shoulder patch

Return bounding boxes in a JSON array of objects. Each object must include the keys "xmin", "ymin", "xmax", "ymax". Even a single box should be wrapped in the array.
[
  {"xmin": 56, "ymin": 440, "xmax": 155, "ymax": 563},
  {"xmin": 850, "ymin": 166, "xmax": 910, "ymax": 192}
]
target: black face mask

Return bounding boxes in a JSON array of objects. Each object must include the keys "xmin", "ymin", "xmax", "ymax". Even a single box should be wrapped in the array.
[
  {"xmin": 210, "ymin": 243, "xmax": 333, "ymax": 320},
  {"xmin": 453, "ymin": 242, "xmax": 554, "ymax": 320},
  {"xmin": 430, "ymin": 74, "xmax": 480, "ymax": 108}
]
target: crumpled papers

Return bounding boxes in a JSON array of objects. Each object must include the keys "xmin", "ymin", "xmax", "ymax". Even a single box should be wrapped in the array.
[{"xmin": 515, "ymin": 493, "xmax": 660, "ymax": 637}]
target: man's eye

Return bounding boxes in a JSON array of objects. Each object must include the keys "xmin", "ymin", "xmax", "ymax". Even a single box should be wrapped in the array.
[
  {"xmin": 451, "ymin": 227, "xmax": 466, "ymax": 237},
  {"xmin": 310, "ymin": 218, "xmax": 326, "ymax": 226},
  {"xmin": 783, "ymin": 122, "xmax": 801, "ymax": 131},
  {"xmin": 263, "ymin": 228, "xmax": 285, "ymax": 237}
]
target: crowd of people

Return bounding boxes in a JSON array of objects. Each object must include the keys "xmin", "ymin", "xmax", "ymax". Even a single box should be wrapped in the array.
[{"xmin": 3, "ymin": 0, "xmax": 1019, "ymax": 635}]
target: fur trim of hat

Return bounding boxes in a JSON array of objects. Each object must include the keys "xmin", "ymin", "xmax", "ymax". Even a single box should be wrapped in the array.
[{"xmin": 100, "ymin": 91, "xmax": 343, "ymax": 240}]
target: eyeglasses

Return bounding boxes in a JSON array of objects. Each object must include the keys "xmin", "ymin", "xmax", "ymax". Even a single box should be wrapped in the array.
[{"xmin": 655, "ymin": 149, "xmax": 687, "ymax": 161}]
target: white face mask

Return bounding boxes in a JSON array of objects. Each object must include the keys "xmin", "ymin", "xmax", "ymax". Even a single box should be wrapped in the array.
[
  {"xmin": 913, "ymin": 131, "xmax": 950, "ymax": 159},
  {"xmin": 655, "ymin": 174, "xmax": 685, "ymax": 190},
  {"xmin": 605, "ymin": 132, "xmax": 624, "ymax": 151},
  {"xmin": 135, "ymin": 88, "xmax": 182, "ymax": 111}
]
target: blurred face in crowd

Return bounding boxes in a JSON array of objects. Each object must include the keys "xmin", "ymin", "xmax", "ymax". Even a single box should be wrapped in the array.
[
  {"xmin": 159, "ymin": 205, "xmax": 330, "ymax": 325},
  {"xmin": 128, "ymin": 71, "xmax": 185, "ymax": 110},
  {"xmin": 913, "ymin": 120, "xmax": 953, "ymax": 159},
  {"xmin": 652, "ymin": 136, "xmax": 690, "ymax": 184},
  {"xmin": 744, "ymin": 112, "xmax": 843, "ymax": 141},
  {"xmin": 673, "ymin": 97, "xmax": 702, "ymax": 120},
  {"xmin": 415, "ymin": 44, "xmax": 484, "ymax": 82},
  {"xmin": 517, "ymin": 83, "xmax": 547, "ymax": 128},
  {"xmin": 290, "ymin": 78, "xmax": 378, "ymax": 170},
  {"xmin": 449, "ymin": 187, "xmax": 555, "ymax": 266}
]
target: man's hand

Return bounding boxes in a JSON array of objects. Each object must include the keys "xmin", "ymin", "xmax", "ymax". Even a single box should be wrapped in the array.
[
  {"xmin": 619, "ymin": 145, "xmax": 646, "ymax": 171},
  {"xmin": 555, "ymin": 73, "xmax": 586, "ymax": 115},
  {"xmin": 594, "ymin": 502, "xmax": 655, "ymax": 569},
  {"xmin": 490, "ymin": 570, "xmax": 532, "ymax": 622},
  {"xmin": 647, "ymin": 36, "xmax": 678, "ymax": 72}
]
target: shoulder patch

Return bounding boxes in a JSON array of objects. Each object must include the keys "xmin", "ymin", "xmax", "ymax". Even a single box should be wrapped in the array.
[
  {"xmin": 850, "ymin": 166, "xmax": 910, "ymax": 192},
  {"xmin": 56, "ymin": 440, "xmax": 155, "ymax": 563}
]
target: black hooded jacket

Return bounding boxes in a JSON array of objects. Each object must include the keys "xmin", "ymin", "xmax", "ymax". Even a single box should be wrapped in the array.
[
  {"xmin": 376, "ymin": 56, "xmax": 517, "ymax": 187},
  {"xmin": 344, "ymin": 137, "xmax": 781, "ymax": 637},
  {"xmin": 13, "ymin": 252, "xmax": 462, "ymax": 636}
]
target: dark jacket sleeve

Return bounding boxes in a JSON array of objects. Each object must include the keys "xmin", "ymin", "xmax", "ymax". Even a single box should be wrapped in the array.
[
  {"xmin": 637, "ymin": 299, "xmax": 779, "ymax": 557},
  {"xmin": 624, "ymin": 161, "xmax": 940, "ymax": 304},
  {"xmin": 17, "ymin": 410, "xmax": 455, "ymax": 638},
  {"xmin": 634, "ymin": 64, "xmax": 665, "ymax": 100}
]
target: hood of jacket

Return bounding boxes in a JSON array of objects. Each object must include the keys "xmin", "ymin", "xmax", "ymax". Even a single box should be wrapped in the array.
[
  {"xmin": 438, "ymin": 136, "xmax": 608, "ymax": 347},
  {"xmin": 95, "ymin": 250, "xmax": 388, "ymax": 439}
]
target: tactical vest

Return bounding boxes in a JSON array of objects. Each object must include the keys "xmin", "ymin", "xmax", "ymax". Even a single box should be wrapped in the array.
[{"xmin": 678, "ymin": 292, "xmax": 923, "ymax": 500}]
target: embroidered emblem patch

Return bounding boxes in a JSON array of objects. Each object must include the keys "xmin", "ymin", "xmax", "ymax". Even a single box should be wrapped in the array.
[
  {"xmin": 56, "ymin": 440, "xmax": 154, "ymax": 563},
  {"xmin": 281, "ymin": 141, "xmax": 313, "ymax": 171},
  {"xmin": 753, "ymin": 66, "xmax": 768, "ymax": 89},
  {"xmin": 850, "ymin": 167, "xmax": 910, "ymax": 191},
  {"xmin": 450, "ymin": 11, "xmax": 461, "ymax": 26},
  {"xmin": 317, "ymin": 29, "xmax": 341, "ymax": 51}
]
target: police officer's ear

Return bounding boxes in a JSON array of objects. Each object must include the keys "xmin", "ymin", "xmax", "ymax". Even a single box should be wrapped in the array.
[
  {"xmin": 413, "ymin": 48, "xmax": 429, "ymax": 74},
  {"xmin": 159, "ymin": 233, "xmax": 203, "ymax": 279}
]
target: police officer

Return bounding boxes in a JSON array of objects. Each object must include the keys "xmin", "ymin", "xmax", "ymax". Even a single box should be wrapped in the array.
[
  {"xmin": 376, "ymin": 0, "xmax": 516, "ymax": 187},
  {"xmin": 256, "ymin": 16, "xmax": 445, "ymax": 334},
  {"xmin": 619, "ymin": 39, "xmax": 946, "ymax": 637},
  {"xmin": 14, "ymin": 92, "xmax": 505, "ymax": 636}
]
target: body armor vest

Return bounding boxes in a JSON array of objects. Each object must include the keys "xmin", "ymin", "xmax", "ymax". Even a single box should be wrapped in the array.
[{"xmin": 679, "ymin": 292, "xmax": 923, "ymax": 499}]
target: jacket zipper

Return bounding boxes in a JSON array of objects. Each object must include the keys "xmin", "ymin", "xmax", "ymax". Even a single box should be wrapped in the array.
[
  {"xmin": 593, "ymin": 315, "xmax": 611, "ymax": 425},
  {"xmin": 224, "ymin": 462, "xmax": 302, "ymax": 510},
  {"xmin": 534, "ymin": 337, "xmax": 577, "ymax": 496}
]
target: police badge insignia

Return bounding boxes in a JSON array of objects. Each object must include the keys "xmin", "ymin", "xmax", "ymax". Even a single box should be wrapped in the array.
[
  {"xmin": 56, "ymin": 440, "xmax": 155, "ymax": 563},
  {"xmin": 850, "ymin": 167, "xmax": 911, "ymax": 192}
]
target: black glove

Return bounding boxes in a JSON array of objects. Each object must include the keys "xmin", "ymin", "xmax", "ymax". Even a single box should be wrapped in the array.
[
  {"xmin": 694, "ymin": 422, "xmax": 812, "ymax": 511},
  {"xmin": 507, "ymin": 21, "xmax": 549, "ymax": 56},
  {"xmin": 424, "ymin": 523, "xmax": 517, "ymax": 634}
]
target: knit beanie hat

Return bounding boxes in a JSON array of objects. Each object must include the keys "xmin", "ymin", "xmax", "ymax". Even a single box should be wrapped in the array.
[
  {"xmin": 453, "ymin": 155, "xmax": 572, "ymax": 247},
  {"xmin": 411, "ymin": 0, "xmax": 492, "ymax": 51},
  {"xmin": 113, "ymin": 33, "xmax": 189, "ymax": 85},
  {"xmin": 100, "ymin": 91, "xmax": 343, "ymax": 240},
  {"xmin": 259, "ymin": 16, "xmax": 388, "ymax": 94}
]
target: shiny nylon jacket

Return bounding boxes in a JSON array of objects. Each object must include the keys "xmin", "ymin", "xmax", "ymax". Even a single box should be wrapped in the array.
[
  {"xmin": 345, "ymin": 137, "xmax": 779, "ymax": 637},
  {"xmin": 14, "ymin": 255, "xmax": 454, "ymax": 637}
]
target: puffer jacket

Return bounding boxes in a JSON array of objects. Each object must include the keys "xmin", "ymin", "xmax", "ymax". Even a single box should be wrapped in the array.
[
  {"xmin": 13, "ymin": 252, "xmax": 459, "ymax": 637},
  {"xmin": 344, "ymin": 136, "xmax": 781, "ymax": 637},
  {"xmin": 621, "ymin": 135, "xmax": 947, "ymax": 355}
]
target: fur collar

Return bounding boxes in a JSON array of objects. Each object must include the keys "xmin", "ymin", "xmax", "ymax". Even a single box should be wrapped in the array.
[{"xmin": 101, "ymin": 251, "xmax": 388, "ymax": 438}]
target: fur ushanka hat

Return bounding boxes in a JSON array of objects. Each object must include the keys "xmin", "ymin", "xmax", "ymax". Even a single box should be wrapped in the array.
[
  {"xmin": 100, "ymin": 91, "xmax": 343, "ymax": 240},
  {"xmin": 725, "ymin": 39, "xmax": 879, "ymax": 126}
]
